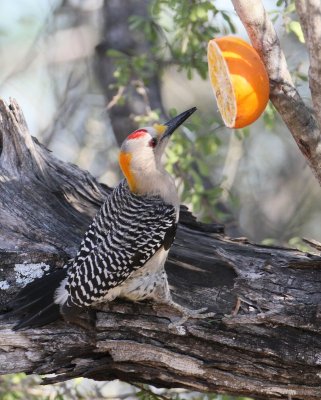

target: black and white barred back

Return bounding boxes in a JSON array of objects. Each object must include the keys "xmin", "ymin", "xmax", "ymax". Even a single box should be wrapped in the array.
[
  {"xmin": 60, "ymin": 179, "xmax": 177, "ymax": 307},
  {"xmin": 8, "ymin": 179, "xmax": 177, "ymax": 329}
]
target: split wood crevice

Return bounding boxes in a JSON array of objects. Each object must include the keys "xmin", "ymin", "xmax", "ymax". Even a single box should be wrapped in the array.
[{"xmin": 1, "ymin": 99, "xmax": 321, "ymax": 400}]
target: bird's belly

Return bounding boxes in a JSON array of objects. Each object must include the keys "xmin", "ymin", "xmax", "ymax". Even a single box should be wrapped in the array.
[
  {"xmin": 120, "ymin": 272, "xmax": 163, "ymax": 301},
  {"xmin": 97, "ymin": 247, "xmax": 170, "ymax": 303},
  {"xmin": 118, "ymin": 247, "xmax": 170, "ymax": 302}
]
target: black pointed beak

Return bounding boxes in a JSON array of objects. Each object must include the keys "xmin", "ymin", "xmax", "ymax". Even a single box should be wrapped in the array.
[{"xmin": 162, "ymin": 107, "xmax": 197, "ymax": 140}]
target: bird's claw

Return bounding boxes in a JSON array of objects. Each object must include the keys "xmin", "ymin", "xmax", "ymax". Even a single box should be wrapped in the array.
[{"xmin": 168, "ymin": 306, "xmax": 215, "ymax": 329}]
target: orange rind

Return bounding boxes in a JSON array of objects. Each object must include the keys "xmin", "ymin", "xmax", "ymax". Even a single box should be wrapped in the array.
[{"xmin": 207, "ymin": 36, "xmax": 270, "ymax": 128}]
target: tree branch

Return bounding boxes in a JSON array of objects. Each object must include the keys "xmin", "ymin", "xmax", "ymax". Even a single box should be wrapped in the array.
[
  {"xmin": 231, "ymin": 0, "xmax": 321, "ymax": 186},
  {"xmin": 1, "ymin": 99, "xmax": 321, "ymax": 399},
  {"xmin": 296, "ymin": 0, "xmax": 321, "ymax": 133}
]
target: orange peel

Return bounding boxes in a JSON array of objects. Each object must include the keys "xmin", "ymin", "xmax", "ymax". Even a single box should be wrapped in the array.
[{"xmin": 207, "ymin": 36, "xmax": 270, "ymax": 128}]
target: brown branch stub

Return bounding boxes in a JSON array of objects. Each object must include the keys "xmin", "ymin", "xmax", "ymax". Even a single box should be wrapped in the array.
[
  {"xmin": 2, "ymin": 99, "xmax": 321, "ymax": 399},
  {"xmin": 232, "ymin": 0, "xmax": 321, "ymax": 186}
]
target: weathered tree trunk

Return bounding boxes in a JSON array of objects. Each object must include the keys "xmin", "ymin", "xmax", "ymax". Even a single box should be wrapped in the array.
[{"xmin": 1, "ymin": 99, "xmax": 321, "ymax": 400}]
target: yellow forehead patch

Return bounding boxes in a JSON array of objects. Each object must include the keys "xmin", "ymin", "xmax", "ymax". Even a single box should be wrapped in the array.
[
  {"xmin": 119, "ymin": 151, "xmax": 136, "ymax": 192},
  {"xmin": 153, "ymin": 123, "xmax": 167, "ymax": 136}
]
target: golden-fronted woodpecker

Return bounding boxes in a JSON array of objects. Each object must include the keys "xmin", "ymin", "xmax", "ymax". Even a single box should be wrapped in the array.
[{"xmin": 9, "ymin": 107, "xmax": 213, "ymax": 330}]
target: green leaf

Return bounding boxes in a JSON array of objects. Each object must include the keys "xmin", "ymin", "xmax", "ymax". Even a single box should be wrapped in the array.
[
  {"xmin": 190, "ymin": 3, "xmax": 211, "ymax": 21},
  {"xmin": 128, "ymin": 15, "xmax": 146, "ymax": 30},
  {"xmin": 261, "ymin": 238, "xmax": 276, "ymax": 246},
  {"xmin": 221, "ymin": 12, "xmax": 236, "ymax": 34},
  {"xmin": 106, "ymin": 49, "xmax": 125, "ymax": 58},
  {"xmin": 285, "ymin": 3, "xmax": 296, "ymax": 13},
  {"xmin": 288, "ymin": 20, "xmax": 305, "ymax": 43},
  {"xmin": 196, "ymin": 158, "xmax": 209, "ymax": 176},
  {"xmin": 296, "ymin": 72, "xmax": 308, "ymax": 81}
]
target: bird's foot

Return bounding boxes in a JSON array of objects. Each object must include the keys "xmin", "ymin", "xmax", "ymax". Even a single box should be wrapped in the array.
[
  {"xmin": 60, "ymin": 303, "xmax": 96, "ymax": 330},
  {"xmin": 166, "ymin": 301, "xmax": 215, "ymax": 328}
]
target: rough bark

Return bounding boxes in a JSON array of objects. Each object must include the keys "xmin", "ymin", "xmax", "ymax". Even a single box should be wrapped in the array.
[
  {"xmin": 232, "ymin": 0, "xmax": 321, "ymax": 186},
  {"xmin": 1, "ymin": 99, "xmax": 321, "ymax": 400}
]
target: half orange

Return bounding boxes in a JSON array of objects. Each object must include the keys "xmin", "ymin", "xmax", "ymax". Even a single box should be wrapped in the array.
[{"xmin": 207, "ymin": 36, "xmax": 270, "ymax": 129}]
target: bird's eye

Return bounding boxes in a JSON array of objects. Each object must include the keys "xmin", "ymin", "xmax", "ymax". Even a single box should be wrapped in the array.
[{"xmin": 149, "ymin": 137, "xmax": 158, "ymax": 148}]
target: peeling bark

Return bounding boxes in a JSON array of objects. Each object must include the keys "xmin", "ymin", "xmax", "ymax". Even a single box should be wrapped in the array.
[{"xmin": 1, "ymin": 100, "xmax": 321, "ymax": 400}]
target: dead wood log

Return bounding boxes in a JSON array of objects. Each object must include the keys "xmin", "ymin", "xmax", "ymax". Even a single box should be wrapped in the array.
[{"xmin": 1, "ymin": 99, "xmax": 321, "ymax": 400}]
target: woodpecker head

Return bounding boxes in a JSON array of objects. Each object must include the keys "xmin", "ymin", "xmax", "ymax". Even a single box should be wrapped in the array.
[{"xmin": 119, "ymin": 107, "xmax": 196, "ymax": 195}]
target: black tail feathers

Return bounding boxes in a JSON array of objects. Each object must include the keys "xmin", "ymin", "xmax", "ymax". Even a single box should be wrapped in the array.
[{"xmin": 4, "ymin": 268, "xmax": 67, "ymax": 330}]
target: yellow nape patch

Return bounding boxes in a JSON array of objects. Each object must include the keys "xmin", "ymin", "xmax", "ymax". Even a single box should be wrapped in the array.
[
  {"xmin": 119, "ymin": 151, "xmax": 136, "ymax": 192},
  {"xmin": 153, "ymin": 123, "xmax": 166, "ymax": 136}
]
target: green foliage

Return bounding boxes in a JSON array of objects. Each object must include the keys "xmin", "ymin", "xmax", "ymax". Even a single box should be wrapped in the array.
[
  {"xmin": 0, "ymin": 374, "xmax": 88, "ymax": 400},
  {"xmin": 106, "ymin": 49, "xmax": 157, "ymax": 88},
  {"xmin": 0, "ymin": 377, "xmax": 254, "ymax": 400},
  {"xmin": 134, "ymin": 384, "xmax": 164, "ymax": 400},
  {"xmin": 108, "ymin": 0, "xmax": 236, "ymax": 99},
  {"xmin": 281, "ymin": 1, "xmax": 305, "ymax": 43},
  {"xmin": 151, "ymin": 0, "xmax": 220, "ymax": 80},
  {"xmin": 287, "ymin": 20, "xmax": 304, "ymax": 43},
  {"xmin": 263, "ymin": 103, "xmax": 278, "ymax": 131},
  {"xmin": 261, "ymin": 237, "xmax": 311, "ymax": 253},
  {"xmin": 287, "ymin": 237, "xmax": 310, "ymax": 252},
  {"xmin": 165, "ymin": 109, "xmax": 226, "ymax": 222},
  {"xmin": 0, "ymin": 374, "xmax": 45, "ymax": 400}
]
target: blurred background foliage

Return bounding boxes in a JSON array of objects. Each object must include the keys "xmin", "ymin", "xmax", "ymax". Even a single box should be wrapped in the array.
[
  {"xmin": 0, "ymin": 373, "xmax": 253, "ymax": 400},
  {"xmin": 0, "ymin": 0, "xmax": 318, "ymax": 398}
]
